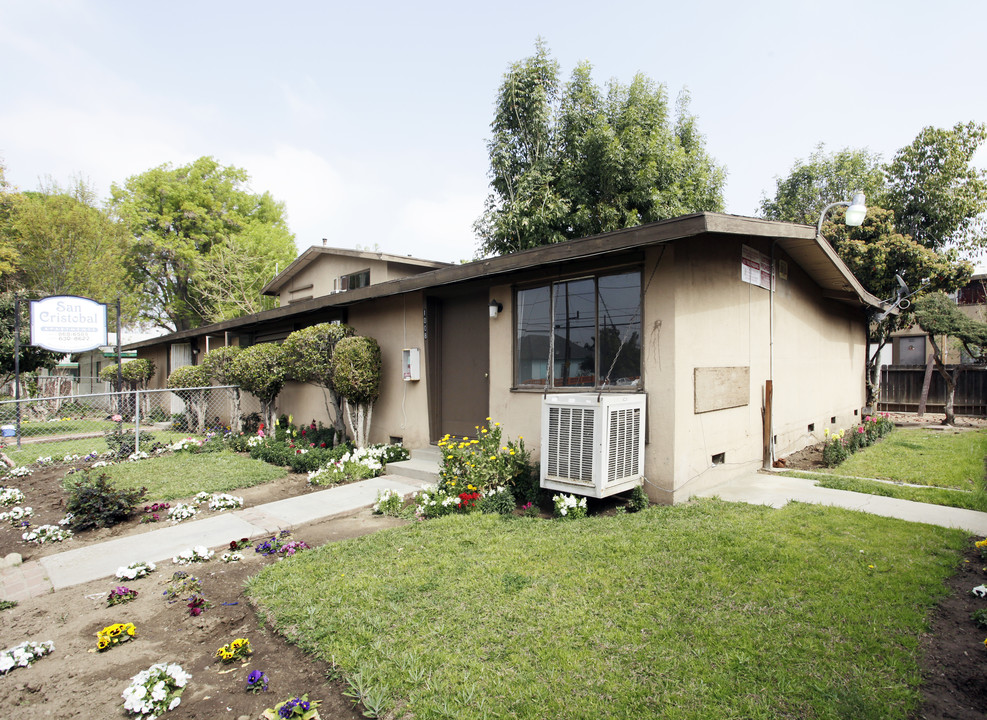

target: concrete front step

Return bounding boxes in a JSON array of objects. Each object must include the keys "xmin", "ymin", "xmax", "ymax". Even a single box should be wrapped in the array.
[{"xmin": 388, "ymin": 446, "xmax": 441, "ymax": 483}]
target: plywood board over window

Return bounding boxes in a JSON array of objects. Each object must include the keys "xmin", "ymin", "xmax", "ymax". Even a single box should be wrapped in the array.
[{"xmin": 694, "ymin": 366, "xmax": 750, "ymax": 413}]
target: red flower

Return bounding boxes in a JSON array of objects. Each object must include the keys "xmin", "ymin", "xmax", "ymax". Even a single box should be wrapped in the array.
[{"xmin": 320, "ymin": 442, "xmax": 326, "ymax": 448}]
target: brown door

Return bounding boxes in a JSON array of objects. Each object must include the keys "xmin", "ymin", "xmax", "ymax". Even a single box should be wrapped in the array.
[{"xmin": 426, "ymin": 292, "xmax": 490, "ymax": 441}]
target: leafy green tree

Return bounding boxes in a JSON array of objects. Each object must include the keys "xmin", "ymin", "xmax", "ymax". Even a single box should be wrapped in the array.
[
  {"xmin": 229, "ymin": 343, "xmax": 286, "ymax": 433},
  {"xmin": 761, "ymin": 125, "xmax": 987, "ymax": 402},
  {"xmin": 7, "ymin": 179, "xmax": 132, "ymax": 313},
  {"xmin": 282, "ymin": 322, "xmax": 355, "ymax": 444},
  {"xmin": 110, "ymin": 156, "xmax": 296, "ymax": 332},
  {"xmin": 759, "ymin": 144, "xmax": 886, "ymax": 226},
  {"xmin": 885, "ymin": 121, "xmax": 987, "ymax": 252},
  {"xmin": 0, "ymin": 292, "xmax": 61, "ymax": 388},
  {"xmin": 0, "ymin": 162, "xmax": 19, "ymax": 285},
  {"xmin": 166, "ymin": 364, "xmax": 210, "ymax": 433},
  {"xmin": 475, "ymin": 41, "xmax": 725, "ymax": 256},
  {"xmin": 822, "ymin": 207, "xmax": 973, "ymax": 402},
  {"xmin": 913, "ymin": 292, "xmax": 987, "ymax": 425},
  {"xmin": 331, "ymin": 336, "xmax": 381, "ymax": 448},
  {"xmin": 201, "ymin": 346, "xmax": 243, "ymax": 432}
]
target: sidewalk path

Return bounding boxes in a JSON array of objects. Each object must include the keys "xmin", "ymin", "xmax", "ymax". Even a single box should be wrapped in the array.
[
  {"xmin": 0, "ymin": 474, "xmax": 422, "ymax": 602},
  {"xmin": 692, "ymin": 469, "xmax": 987, "ymax": 536}
]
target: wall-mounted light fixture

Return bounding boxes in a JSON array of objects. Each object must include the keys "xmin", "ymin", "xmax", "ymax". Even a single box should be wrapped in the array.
[
  {"xmin": 816, "ymin": 191, "xmax": 867, "ymax": 236},
  {"xmin": 489, "ymin": 299, "xmax": 503, "ymax": 318}
]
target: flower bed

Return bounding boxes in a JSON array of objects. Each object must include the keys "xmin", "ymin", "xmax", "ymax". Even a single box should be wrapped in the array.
[{"xmin": 822, "ymin": 413, "xmax": 895, "ymax": 467}]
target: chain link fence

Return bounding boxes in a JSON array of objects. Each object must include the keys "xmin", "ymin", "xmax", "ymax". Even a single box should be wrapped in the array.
[{"xmin": 0, "ymin": 386, "xmax": 261, "ymax": 454}]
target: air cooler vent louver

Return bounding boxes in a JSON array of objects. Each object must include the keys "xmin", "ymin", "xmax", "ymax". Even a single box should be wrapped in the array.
[{"xmin": 540, "ymin": 394, "xmax": 646, "ymax": 499}]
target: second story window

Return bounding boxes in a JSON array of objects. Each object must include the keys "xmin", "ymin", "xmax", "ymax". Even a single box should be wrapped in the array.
[{"xmin": 338, "ymin": 269, "xmax": 370, "ymax": 291}]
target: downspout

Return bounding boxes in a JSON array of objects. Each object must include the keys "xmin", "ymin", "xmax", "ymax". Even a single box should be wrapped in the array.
[{"xmin": 766, "ymin": 240, "xmax": 779, "ymax": 469}]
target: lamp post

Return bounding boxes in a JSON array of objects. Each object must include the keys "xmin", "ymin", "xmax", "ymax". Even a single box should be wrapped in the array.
[{"xmin": 816, "ymin": 191, "xmax": 867, "ymax": 236}]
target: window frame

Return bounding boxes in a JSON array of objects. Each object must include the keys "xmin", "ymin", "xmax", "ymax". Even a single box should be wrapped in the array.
[{"xmin": 512, "ymin": 267, "xmax": 644, "ymax": 392}]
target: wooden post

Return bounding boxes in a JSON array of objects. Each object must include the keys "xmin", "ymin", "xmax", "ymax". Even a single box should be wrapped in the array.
[
  {"xmin": 762, "ymin": 380, "xmax": 773, "ymax": 468},
  {"xmin": 918, "ymin": 354, "xmax": 934, "ymax": 417}
]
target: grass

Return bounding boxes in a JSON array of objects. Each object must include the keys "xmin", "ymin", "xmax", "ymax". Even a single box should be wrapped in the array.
[
  {"xmin": 15, "ymin": 418, "xmax": 118, "ymax": 437},
  {"xmin": 3, "ymin": 430, "xmax": 190, "ymax": 466},
  {"xmin": 247, "ymin": 501, "xmax": 967, "ymax": 720},
  {"xmin": 786, "ymin": 472, "xmax": 987, "ymax": 512},
  {"xmin": 100, "ymin": 451, "xmax": 287, "ymax": 500},
  {"xmin": 828, "ymin": 428, "xmax": 987, "ymax": 490}
]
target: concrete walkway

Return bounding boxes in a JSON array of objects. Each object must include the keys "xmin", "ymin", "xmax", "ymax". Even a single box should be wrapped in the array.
[
  {"xmin": 0, "ymin": 474, "xmax": 422, "ymax": 602},
  {"xmin": 692, "ymin": 469, "xmax": 987, "ymax": 536}
]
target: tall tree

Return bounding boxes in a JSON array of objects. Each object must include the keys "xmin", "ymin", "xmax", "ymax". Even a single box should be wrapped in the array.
[
  {"xmin": 822, "ymin": 207, "xmax": 972, "ymax": 402},
  {"xmin": 8, "ymin": 178, "xmax": 132, "ymax": 312},
  {"xmin": 0, "ymin": 292, "xmax": 62, "ymax": 388},
  {"xmin": 885, "ymin": 121, "xmax": 987, "ymax": 252},
  {"xmin": 913, "ymin": 292, "xmax": 987, "ymax": 425},
  {"xmin": 759, "ymin": 145, "xmax": 886, "ymax": 226},
  {"xmin": 475, "ymin": 41, "xmax": 725, "ymax": 256},
  {"xmin": 0, "ymin": 162, "xmax": 21, "ymax": 286},
  {"xmin": 110, "ymin": 156, "xmax": 296, "ymax": 332}
]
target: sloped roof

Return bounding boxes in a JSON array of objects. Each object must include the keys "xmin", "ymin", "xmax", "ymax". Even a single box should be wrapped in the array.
[
  {"xmin": 260, "ymin": 245, "xmax": 452, "ymax": 295},
  {"xmin": 126, "ymin": 213, "xmax": 886, "ymax": 350}
]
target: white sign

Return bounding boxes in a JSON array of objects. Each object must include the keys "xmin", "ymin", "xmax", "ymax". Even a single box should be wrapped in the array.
[
  {"xmin": 30, "ymin": 296, "xmax": 108, "ymax": 353},
  {"xmin": 741, "ymin": 245, "xmax": 774, "ymax": 291}
]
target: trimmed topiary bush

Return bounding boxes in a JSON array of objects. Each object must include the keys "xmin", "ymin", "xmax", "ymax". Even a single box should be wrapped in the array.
[
  {"xmin": 331, "ymin": 336, "xmax": 381, "ymax": 448},
  {"xmin": 167, "ymin": 364, "xmax": 210, "ymax": 434},
  {"xmin": 229, "ymin": 343, "xmax": 286, "ymax": 433}
]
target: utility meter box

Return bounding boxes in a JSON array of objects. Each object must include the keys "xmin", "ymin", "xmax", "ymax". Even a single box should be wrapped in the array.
[{"xmin": 402, "ymin": 348, "xmax": 421, "ymax": 381}]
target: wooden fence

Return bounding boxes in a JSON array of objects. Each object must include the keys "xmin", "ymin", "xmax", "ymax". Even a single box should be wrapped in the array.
[{"xmin": 878, "ymin": 364, "xmax": 987, "ymax": 416}]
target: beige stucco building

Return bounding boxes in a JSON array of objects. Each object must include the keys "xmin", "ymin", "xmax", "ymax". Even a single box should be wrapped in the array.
[{"xmin": 130, "ymin": 213, "xmax": 883, "ymax": 503}]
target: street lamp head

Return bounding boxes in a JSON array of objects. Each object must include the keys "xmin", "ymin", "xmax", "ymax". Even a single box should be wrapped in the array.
[
  {"xmin": 816, "ymin": 191, "xmax": 868, "ymax": 236},
  {"xmin": 845, "ymin": 191, "xmax": 867, "ymax": 227}
]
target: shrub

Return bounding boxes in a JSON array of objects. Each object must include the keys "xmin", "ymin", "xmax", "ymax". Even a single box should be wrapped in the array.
[
  {"xmin": 372, "ymin": 488, "xmax": 403, "ymax": 516},
  {"xmin": 553, "ymin": 493, "xmax": 587, "ymax": 519},
  {"xmin": 438, "ymin": 419, "xmax": 531, "ymax": 496},
  {"xmin": 972, "ymin": 607, "xmax": 987, "ymax": 630},
  {"xmin": 288, "ymin": 447, "xmax": 335, "ymax": 474},
  {"xmin": 226, "ymin": 433, "xmax": 252, "ymax": 453},
  {"xmin": 248, "ymin": 439, "xmax": 295, "ymax": 467},
  {"xmin": 104, "ymin": 426, "xmax": 135, "ymax": 458},
  {"xmin": 479, "ymin": 486, "xmax": 516, "ymax": 516},
  {"xmin": 627, "ymin": 484, "xmax": 650, "ymax": 512},
  {"xmin": 65, "ymin": 472, "xmax": 147, "ymax": 531}
]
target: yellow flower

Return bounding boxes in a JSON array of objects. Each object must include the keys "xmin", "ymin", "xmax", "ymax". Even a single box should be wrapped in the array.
[
  {"xmin": 447, "ymin": 455, "xmax": 453, "ymax": 459},
  {"xmin": 481, "ymin": 428, "xmax": 488, "ymax": 434},
  {"xmin": 125, "ymin": 624, "xmax": 137, "ymax": 637},
  {"xmin": 486, "ymin": 417, "xmax": 491, "ymax": 421},
  {"xmin": 494, "ymin": 422, "xmax": 500, "ymax": 427},
  {"xmin": 489, "ymin": 456, "xmax": 496, "ymax": 460},
  {"xmin": 509, "ymin": 450, "xmax": 515, "ymax": 455},
  {"xmin": 98, "ymin": 638, "xmax": 109, "ymax": 650},
  {"xmin": 108, "ymin": 624, "xmax": 123, "ymax": 637}
]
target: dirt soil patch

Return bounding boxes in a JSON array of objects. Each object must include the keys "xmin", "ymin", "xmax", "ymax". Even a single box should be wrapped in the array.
[{"xmin": 0, "ymin": 455, "xmax": 406, "ymax": 719}]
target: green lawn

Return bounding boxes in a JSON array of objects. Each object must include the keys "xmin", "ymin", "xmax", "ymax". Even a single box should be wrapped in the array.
[
  {"xmin": 4, "ymin": 430, "xmax": 189, "ymax": 467},
  {"xmin": 247, "ymin": 501, "xmax": 967, "ymax": 720},
  {"xmin": 777, "ymin": 427, "xmax": 987, "ymax": 511},
  {"xmin": 829, "ymin": 428, "xmax": 987, "ymax": 490},
  {"xmin": 100, "ymin": 451, "xmax": 287, "ymax": 500}
]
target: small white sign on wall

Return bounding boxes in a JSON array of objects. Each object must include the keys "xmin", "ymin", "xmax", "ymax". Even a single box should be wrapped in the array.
[
  {"xmin": 30, "ymin": 295, "xmax": 108, "ymax": 353},
  {"xmin": 741, "ymin": 245, "xmax": 774, "ymax": 291}
]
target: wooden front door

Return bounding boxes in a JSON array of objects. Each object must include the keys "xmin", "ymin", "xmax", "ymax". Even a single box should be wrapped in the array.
[{"xmin": 426, "ymin": 292, "xmax": 490, "ymax": 441}]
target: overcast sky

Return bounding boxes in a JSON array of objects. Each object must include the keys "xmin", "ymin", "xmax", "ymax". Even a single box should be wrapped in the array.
[{"xmin": 2, "ymin": 0, "xmax": 985, "ymax": 267}]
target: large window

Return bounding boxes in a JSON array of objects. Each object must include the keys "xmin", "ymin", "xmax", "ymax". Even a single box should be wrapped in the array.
[{"xmin": 515, "ymin": 270, "xmax": 642, "ymax": 389}]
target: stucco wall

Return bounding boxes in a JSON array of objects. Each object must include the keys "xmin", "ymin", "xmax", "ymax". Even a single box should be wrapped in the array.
[
  {"xmin": 669, "ymin": 236, "xmax": 866, "ymax": 500},
  {"xmin": 280, "ymin": 292, "xmax": 431, "ymax": 448},
  {"xmin": 278, "ymin": 257, "xmax": 384, "ymax": 305}
]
